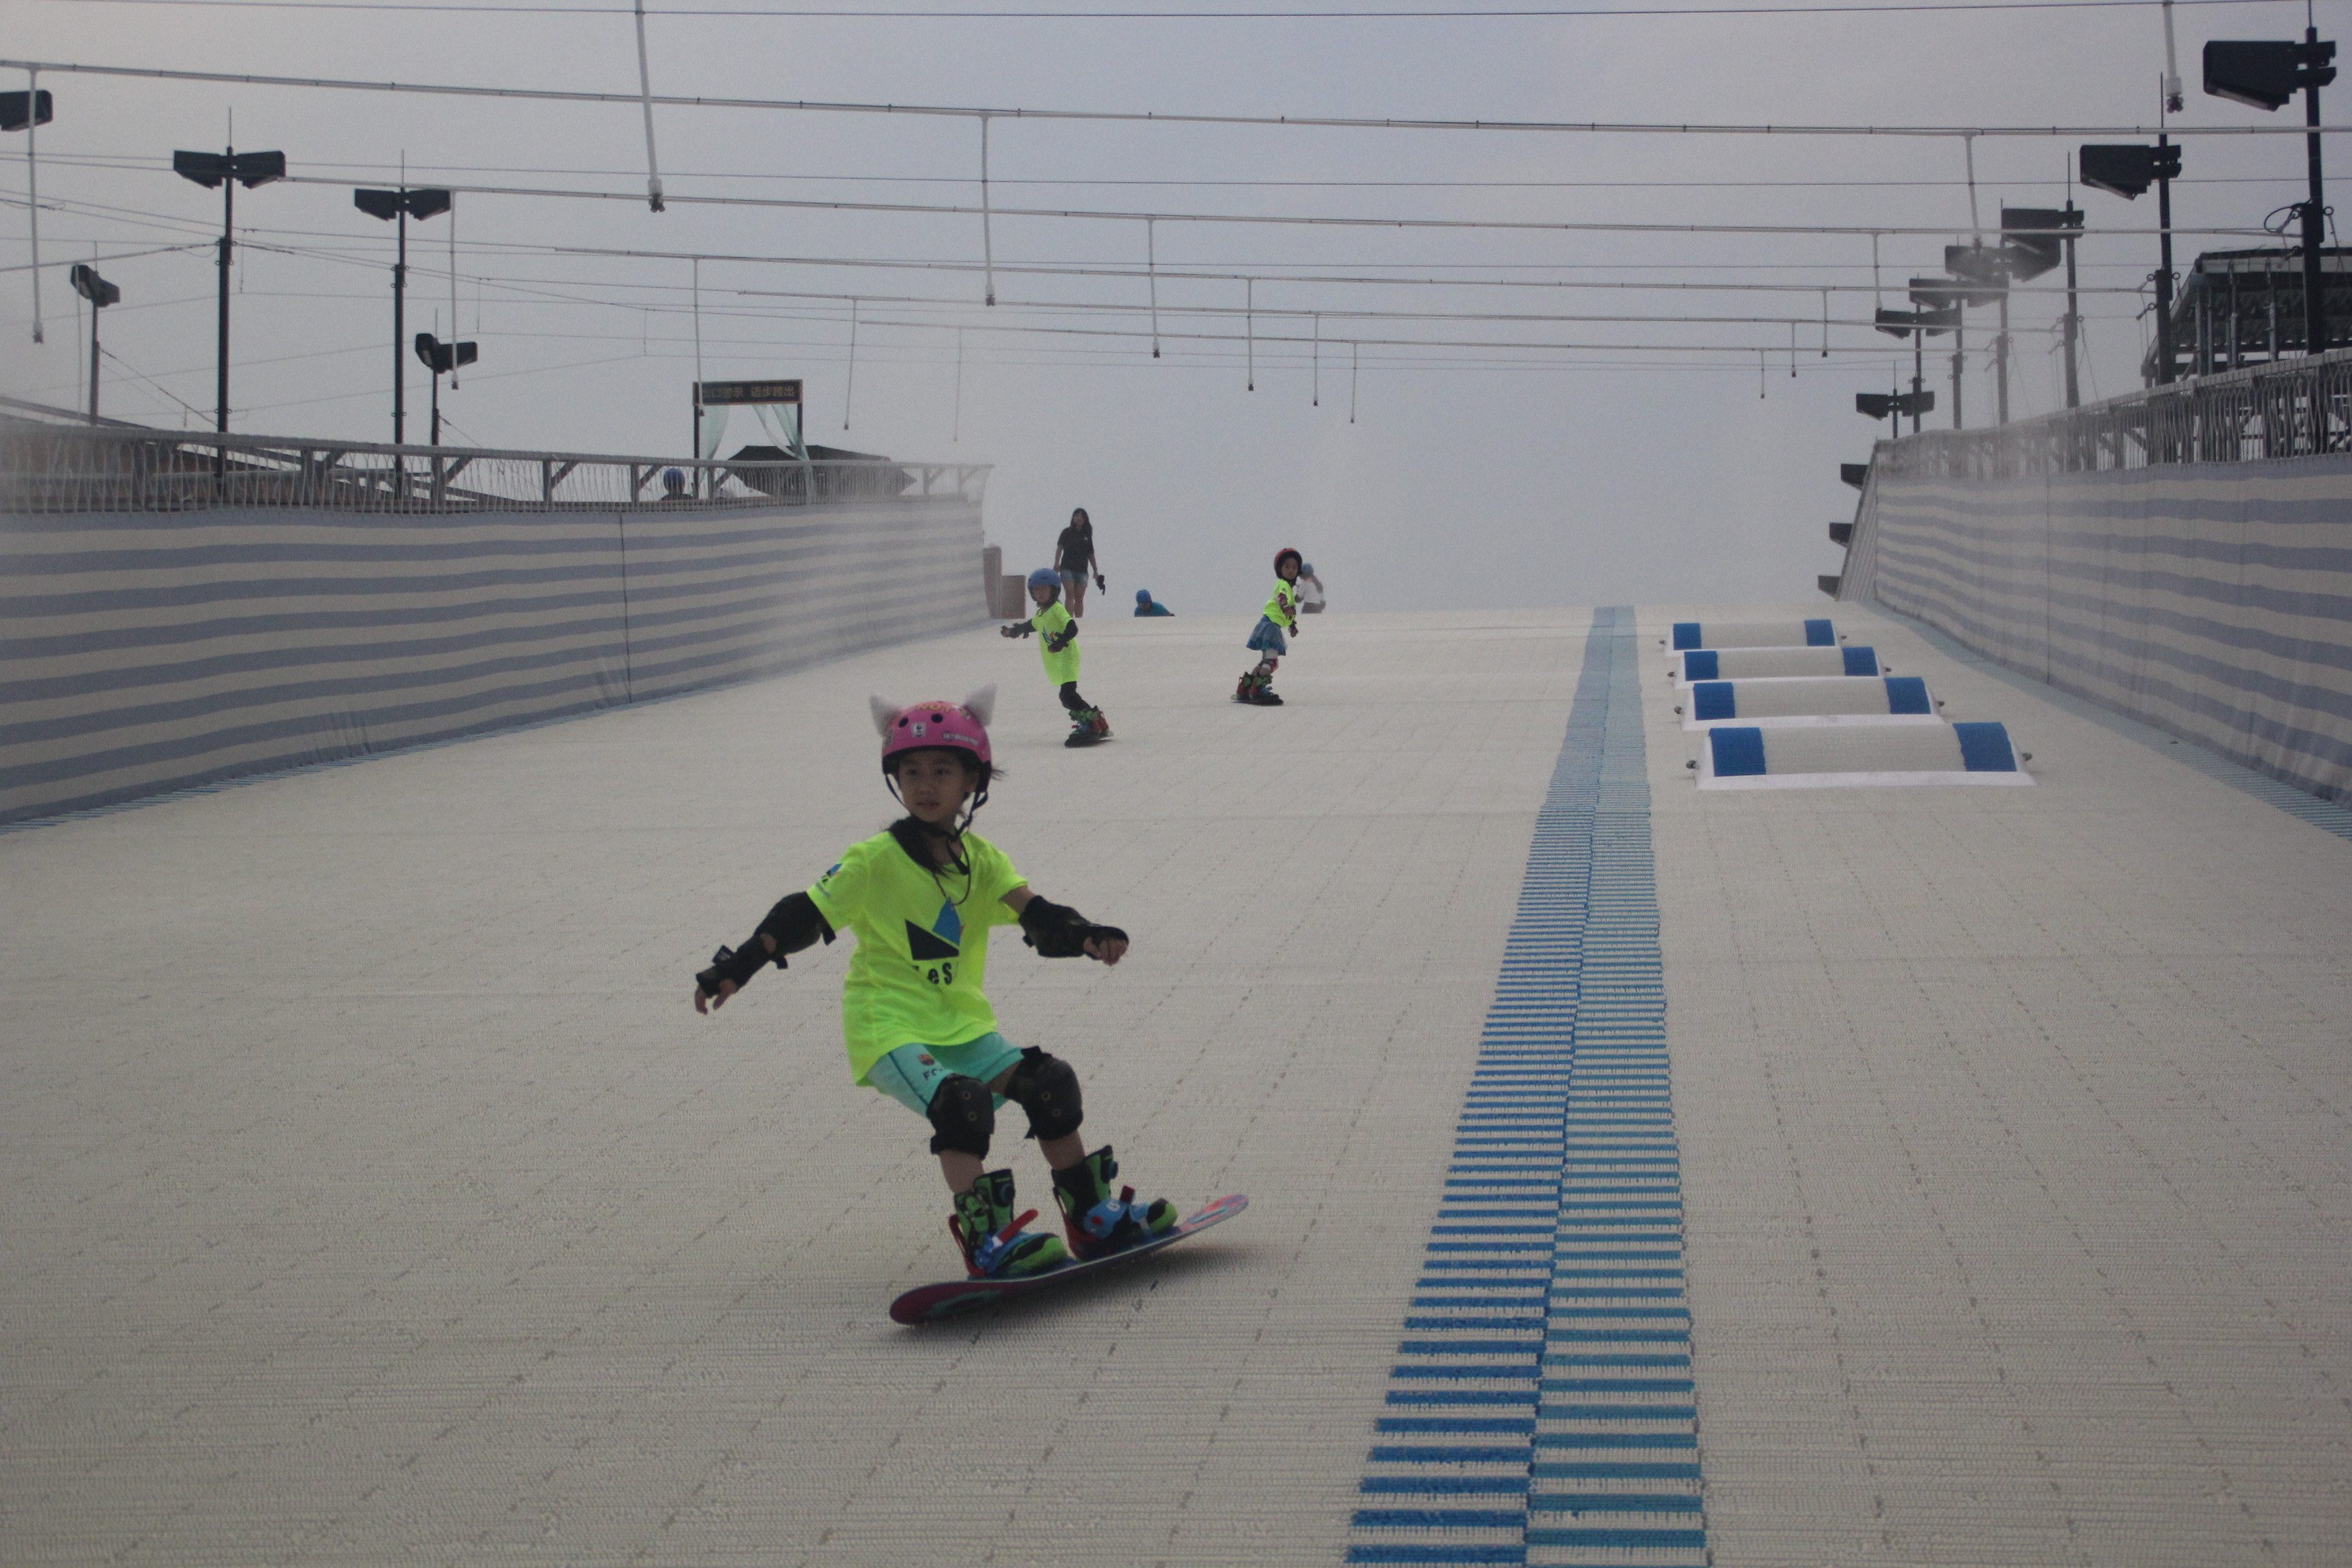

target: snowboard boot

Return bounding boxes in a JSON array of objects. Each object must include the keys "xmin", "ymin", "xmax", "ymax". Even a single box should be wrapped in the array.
[
  {"xmin": 1234, "ymin": 672, "xmax": 1256, "ymax": 703},
  {"xmin": 1244, "ymin": 673, "xmax": 1284, "ymax": 706},
  {"xmin": 950, "ymin": 1169, "xmax": 1071, "ymax": 1279},
  {"xmin": 1064, "ymin": 708, "xmax": 1111, "ymax": 747},
  {"xmin": 1050, "ymin": 1145, "xmax": 1178, "ymax": 1260}
]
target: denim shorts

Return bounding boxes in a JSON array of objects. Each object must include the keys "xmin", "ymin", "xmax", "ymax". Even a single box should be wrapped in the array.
[
  {"xmin": 868, "ymin": 1033, "xmax": 1028, "ymax": 1117},
  {"xmin": 1245, "ymin": 616, "xmax": 1288, "ymax": 656},
  {"xmin": 1060, "ymin": 570, "xmax": 1088, "ymax": 600}
]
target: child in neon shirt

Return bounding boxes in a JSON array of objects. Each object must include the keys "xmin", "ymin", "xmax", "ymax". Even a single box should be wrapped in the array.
[
  {"xmin": 689, "ymin": 685, "xmax": 1175, "ymax": 1279},
  {"xmin": 1002, "ymin": 566, "xmax": 1111, "ymax": 747},
  {"xmin": 1236, "ymin": 546, "xmax": 1305, "ymax": 706}
]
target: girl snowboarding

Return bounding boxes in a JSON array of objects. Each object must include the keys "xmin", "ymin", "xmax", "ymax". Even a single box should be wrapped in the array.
[
  {"xmin": 689, "ymin": 686, "xmax": 1175, "ymax": 1280},
  {"xmin": 1237, "ymin": 547, "xmax": 1305, "ymax": 706},
  {"xmin": 1002, "ymin": 566, "xmax": 1111, "ymax": 747}
]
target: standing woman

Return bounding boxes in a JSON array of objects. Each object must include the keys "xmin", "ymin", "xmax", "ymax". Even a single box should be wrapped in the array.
[{"xmin": 1055, "ymin": 508, "xmax": 1106, "ymax": 617}]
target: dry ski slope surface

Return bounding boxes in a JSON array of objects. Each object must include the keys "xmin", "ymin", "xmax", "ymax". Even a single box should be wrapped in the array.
[
  {"xmin": 2, "ymin": 604, "xmax": 2347, "ymax": 1566},
  {"xmin": 0, "ymin": 608, "xmax": 1586, "ymax": 1566}
]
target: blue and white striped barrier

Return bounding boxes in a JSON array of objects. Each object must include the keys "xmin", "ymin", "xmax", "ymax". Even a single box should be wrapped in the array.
[
  {"xmin": 1695, "ymin": 720, "xmax": 2033, "ymax": 789},
  {"xmin": 1667, "ymin": 617, "xmax": 1838, "ymax": 651},
  {"xmin": 1678, "ymin": 674, "xmax": 1942, "ymax": 730},
  {"xmin": 1672, "ymin": 645, "xmax": 1882, "ymax": 685}
]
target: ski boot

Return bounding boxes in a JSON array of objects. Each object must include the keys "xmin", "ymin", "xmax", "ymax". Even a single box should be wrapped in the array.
[
  {"xmin": 950, "ymin": 1169, "xmax": 1071, "ymax": 1279},
  {"xmin": 1064, "ymin": 708, "xmax": 1111, "ymax": 747},
  {"xmin": 1050, "ymin": 1145, "xmax": 1178, "ymax": 1260},
  {"xmin": 1241, "ymin": 672, "xmax": 1284, "ymax": 706}
]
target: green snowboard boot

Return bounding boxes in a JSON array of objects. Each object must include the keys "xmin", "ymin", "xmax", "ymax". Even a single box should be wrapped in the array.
[
  {"xmin": 1050, "ymin": 1145, "xmax": 1178, "ymax": 1260},
  {"xmin": 951, "ymin": 1170, "xmax": 1071, "ymax": 1279}
]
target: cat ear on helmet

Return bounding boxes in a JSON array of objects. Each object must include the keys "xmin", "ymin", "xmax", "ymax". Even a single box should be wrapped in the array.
[
  {"xmin": 961, "ymin": 683, "xmax": 997, "ymax": 728},
  {"xmin": 869, "ymin": 695, "xmax": 902, "ymax": 740}
]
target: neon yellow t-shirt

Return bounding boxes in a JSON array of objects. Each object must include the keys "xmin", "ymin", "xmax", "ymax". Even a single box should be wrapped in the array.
[
  {"xmin": 1263, "ymin": 578, "xmax": 1300, "ymax": 630},
  {"xmin": 806, "ymin": 830, "xmax": 1028, "ymax": 1083},
  {"xmin": 1034, "ymin": 600, "xmax": 1081, "ymax": 685}
]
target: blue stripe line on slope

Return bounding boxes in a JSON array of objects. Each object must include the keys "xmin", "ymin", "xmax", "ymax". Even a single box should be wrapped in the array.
[{"xmin": 1346, "ymin": 608, "xmax": 1706, "ymax": 1567}]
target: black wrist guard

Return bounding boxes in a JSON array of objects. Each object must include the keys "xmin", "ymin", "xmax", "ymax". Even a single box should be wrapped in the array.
[
  {"xmin": 1002, "ymin": 621, "xmax": 1034, "ymax": 638},
  {"xmin": 696, "ymin": 894, "xmax": 834, "ymax": 996},
  {"xmin": 696, "ymin": 942, "xmax": 769, "ymax": 998},
  {"xmin": 1019, "ymin": 896, "xmax": 1125, "ymax": 958},
  {"xmin": 1045, "ymin": 625, "xmax": 1078, "ymax": 653}
]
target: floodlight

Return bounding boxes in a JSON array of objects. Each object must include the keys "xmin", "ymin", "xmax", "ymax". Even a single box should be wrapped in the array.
[
  {"xmin": 354, "ymin": 187, "xmax": 452, "ymax": 221},
  {"xmin": 69, "ymin": 263, "xmax": 120, "ymax": 309},
  {"xmin": 2204, "ymin": 38, "xmax": 2334, "ymax": 112},
  {"xmin": 1829, "ymin": 521, "xmax": 1853, "ymax": 544},
  {"xmin": 0, "ymin": 89, "xmax": 53, "ymax": 132},
  {"xmin": 2078, "ymin": 143, "xmax": 2181, "ymax": 200},
  {"xmin": 172, "ymin": 148, "xmax": 285, "ymax": 189},
  {"xmin": 1840, "ymin": 463, "xmax": 1869, "ymax": 489},
  {"xmin": 414, "ymin": 333, "xmax": 479, "ymax": 374},
  {"xmin": 1857, "ymin": 392, "xmax": 1895, "ymax": 421},
  {"xmin": 1876, "ymin": 304, "xmax": 1959, "ymax": 338},
  {"xmin": 2000, "ymin": 206, "xmax": 2080, "ymax": 282}
]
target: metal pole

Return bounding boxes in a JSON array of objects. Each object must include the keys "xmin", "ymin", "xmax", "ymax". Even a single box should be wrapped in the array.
[
  {"xmin": 979, "ymin": 115, "xmax": 995, "ymax": 308},
  {"xmin": 2063, "ymin": 199, "xmax": 2082, "ymax": 408},
  {"xmin": 88, "ymin": 295, "xmax": 100, "ymax": 422},
  {"xmin": 1952, "ymin": 314, "xmax": 1965, "ymax": 429},
  {"xmin": 1997, "ymin": 289, "xmax": 2011, "ymax": 424},
  {"xmin": 2156, "ymin": 132, "xmax": 2177, "ymax": 384},
  {"xmin": 216, "ymin": 147, "xmax": 232, "ymax": 434},
  {"xmin": 393, "ymin": 201, "xmax": 407, "ymax": 445},
  {"xmin": 24, "ymin": 67, "xmax": 40, "ymax": 344},
  {"xmin": 1912, "ymin": 338, "xmax": 1925, "ymax": 433},
  {"xmin": 2302, "ymin": 24, "xmax": 2328, "ymax": 361}
]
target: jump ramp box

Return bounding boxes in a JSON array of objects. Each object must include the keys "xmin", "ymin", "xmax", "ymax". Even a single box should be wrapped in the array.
[
  {"xmin": 1694, "ymin": 720, "xmax": 2034, "ymax": 789},
  {"xmin": 1667, "ymin": 618, "xmax": 1840, "ymax": 650},
  {"xmin": 1673, "ymin": 646, "xmax": 1883, "ymax": 685},
  {"xmin": 1679, "ymin": 675, "xmax": 1943, "ymax": 730}
]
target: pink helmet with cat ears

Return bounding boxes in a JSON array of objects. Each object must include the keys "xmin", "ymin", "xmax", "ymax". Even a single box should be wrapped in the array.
[{"xmin": 870, "ymin": 685, "xmax": 996, "ymax": 772}]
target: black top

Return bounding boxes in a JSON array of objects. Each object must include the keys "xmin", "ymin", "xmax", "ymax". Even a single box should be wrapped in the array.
[{"xmin": 1055, "ymin": 522, "xmax": 1096, "ymax": 575}]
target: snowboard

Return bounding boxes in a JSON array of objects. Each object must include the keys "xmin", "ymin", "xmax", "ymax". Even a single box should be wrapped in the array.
[{"xmin": 889, "ymin": 1194, "xmax": 1248, "ymax": 1325}]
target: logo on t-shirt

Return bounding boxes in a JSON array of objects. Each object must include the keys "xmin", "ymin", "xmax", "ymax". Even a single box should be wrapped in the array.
[{"xmin": 904, "ymin": 898, "xmax": 963, "ymax": 962}]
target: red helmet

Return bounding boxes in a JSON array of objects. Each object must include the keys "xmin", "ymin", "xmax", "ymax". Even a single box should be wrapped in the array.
[
  {"xmin": 870, "ymin": 685, "xmax": 995, "ymax": 773},
  {"xmin": 1273, "ymin": 546, "xmax": 1304, "ymax": 575}
]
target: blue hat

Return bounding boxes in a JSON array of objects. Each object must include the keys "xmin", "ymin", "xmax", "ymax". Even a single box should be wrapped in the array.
[
  {"xmin": 1135, "ymin": 588, "xmax": 1152, "ymax": 604},
  {"xmin": 1026, "ymin": 567, "xmax": 1061, "ymax": 592}
]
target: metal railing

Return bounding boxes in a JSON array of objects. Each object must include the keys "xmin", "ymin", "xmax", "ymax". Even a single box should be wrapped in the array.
[
  {"xmin": 1874, "ymin": 346, "xmax": 2352, "ymax": 482},
  {"xmin": 0, "ymin": 414, "xmax": 990, "ymax": 515}
]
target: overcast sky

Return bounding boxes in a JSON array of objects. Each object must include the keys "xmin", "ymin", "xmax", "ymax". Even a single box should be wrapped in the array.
[{"xmin": 4, "ymin": 0, "xmax": 2343, "ymax": 613}]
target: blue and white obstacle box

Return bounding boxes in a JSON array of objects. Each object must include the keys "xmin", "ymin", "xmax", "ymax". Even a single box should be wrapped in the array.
[
  {"xmin": 1671, "ymin": 644, "xmax": 1883, "ymax": 685},
  {"xmin": 1695, "ymin": 720, "xmax": 2035, "ymax": 790},
  {"xmin": 1679, "ymin": 674, "xmax": 1944, "ymax": 731},
  {"xmin": 1667, "ymin": 617, "xmax": 1840, "ymax": 651}
]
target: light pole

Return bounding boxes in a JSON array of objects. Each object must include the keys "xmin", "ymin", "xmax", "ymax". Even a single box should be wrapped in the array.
[
  {"xmin": 172, "ymin": 147, "xmax": 286, "ymax": 437},
  {"xmin": 413, "ymin": 332, "xmax": 477, "ymax": 448},
  {"xmin": 3, "ymin": 87, "xmax": 54, "ymax": 342},
  {"xmin": 355, "ymin": 187, "xmax": 452, "ymax": 446},
  {"xmin": 1874, "ymin": 295, "xmax": 1957, "ymax": 432},
  {"xmin": 2081, "ymin": 141, "xmax": 2186, "ymax": 383},
  {"xmin": 2204, "ymin": 34, "xmax": 2338, "ymax": 359},
  {"xmin": 69, "ymin": 263, "xmax": 119, "ymax": 423}
]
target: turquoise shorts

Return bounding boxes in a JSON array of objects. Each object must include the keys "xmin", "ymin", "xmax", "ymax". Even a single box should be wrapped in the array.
[{"xmin": 868, "ymin": 1032, "xmax": 1028, "ymax": 1117}]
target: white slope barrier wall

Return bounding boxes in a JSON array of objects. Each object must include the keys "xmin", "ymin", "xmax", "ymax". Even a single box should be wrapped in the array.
[
  {"xmin": 0, "ymin": 500, "xmax": 987, "ymax": 825},
  {"xmin": 1841, "ymin": 455, "xmax": 2352, "ymax": 802}
]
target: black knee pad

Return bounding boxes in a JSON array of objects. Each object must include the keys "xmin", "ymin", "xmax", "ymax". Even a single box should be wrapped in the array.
[
  {"xmin": 1058, "ymin": 683, "xmax": 1090, "ymax": 713},
  {"xmin": 926, "ymin": 1074, "xmax": 995, "ymax": 1157},
  {"xmin": 1002, "ymin": 1047, "xmax": 1083, "ymax": 1142}
]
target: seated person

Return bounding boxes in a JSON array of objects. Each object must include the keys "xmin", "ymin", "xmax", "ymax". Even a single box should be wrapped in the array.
[{"xmin": 1133, "ymin": 589, "xmax": 1174, "ymax": 617}]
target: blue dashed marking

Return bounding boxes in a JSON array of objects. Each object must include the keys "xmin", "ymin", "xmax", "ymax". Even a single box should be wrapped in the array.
[{"xmin": 1345, "ymin": 608, "xmax": 1707, "ymax": 1568}]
